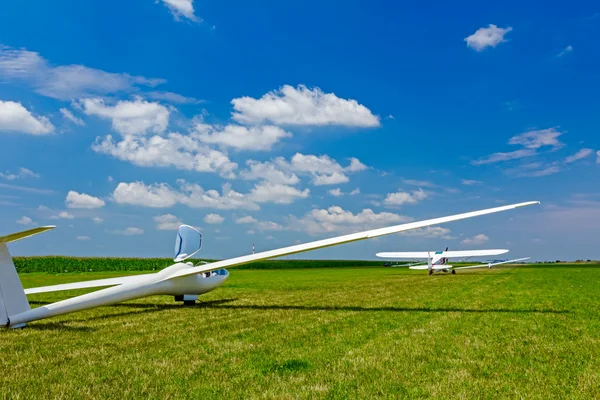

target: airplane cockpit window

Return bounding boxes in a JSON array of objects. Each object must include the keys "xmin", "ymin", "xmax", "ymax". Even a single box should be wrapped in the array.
[{"xmin": 174, "ymin": 225, "xmax": 202, "ymax": 262}]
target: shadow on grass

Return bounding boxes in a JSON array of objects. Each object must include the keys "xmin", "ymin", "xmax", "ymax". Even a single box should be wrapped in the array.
[
  {"xmin": 25, "ymin": 322, "xmax": 96, "ymax": 332},
  {"xmin": 200, "ymin": 303, "xmax": 568, "ymax": 314}
]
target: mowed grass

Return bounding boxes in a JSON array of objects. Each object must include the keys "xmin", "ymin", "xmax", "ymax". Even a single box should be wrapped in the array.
[{"xmin": 1, "ymin": 264, "xmax": 599, "ymax": 399}]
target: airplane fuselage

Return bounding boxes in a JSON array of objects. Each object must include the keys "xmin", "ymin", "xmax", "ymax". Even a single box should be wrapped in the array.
[{"xmin": 8, "ymin": 263, "xmax": 229, "ymax": 327}]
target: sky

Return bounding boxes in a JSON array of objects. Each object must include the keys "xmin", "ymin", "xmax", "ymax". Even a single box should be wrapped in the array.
[{"xmin": 1, "ymin": 0, "xmax": 599, "ymax": 262}]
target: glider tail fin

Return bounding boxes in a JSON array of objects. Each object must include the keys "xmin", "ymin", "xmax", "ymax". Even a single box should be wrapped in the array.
[{"xmin": 0, "ymin": 226, "xmax": 55, "ymax": 328}]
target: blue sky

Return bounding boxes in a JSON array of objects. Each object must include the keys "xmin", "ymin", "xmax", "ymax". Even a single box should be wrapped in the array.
[{"xmin": 1, "ymin": 1, "xmax": 599, "ymax": 262}]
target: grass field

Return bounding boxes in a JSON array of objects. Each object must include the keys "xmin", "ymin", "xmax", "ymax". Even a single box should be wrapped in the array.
[{"xmin": 1, "ymin": 263, "xmax": 599, "ymax": 399}]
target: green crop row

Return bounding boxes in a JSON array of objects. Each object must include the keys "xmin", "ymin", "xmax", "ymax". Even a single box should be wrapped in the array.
[{"xmin": 12, "ymin": 256, "xmax": 387, "ymax": 273}]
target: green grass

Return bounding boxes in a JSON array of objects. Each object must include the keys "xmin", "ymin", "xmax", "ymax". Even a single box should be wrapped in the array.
[{"xmin": 1, "ymin": 263, "xmax": 599, "ymax": 399}]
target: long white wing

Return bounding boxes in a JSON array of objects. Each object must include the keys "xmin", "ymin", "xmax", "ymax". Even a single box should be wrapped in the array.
[
  {"xmin": 165, "ymin": 201, "xmax": 539, "ymax": 281},
  {"xmin": 453, "ymin": 257, "xmax": 531, "ymax": 270},
  {"xmin": 377, "ymin": 249, "xmax": 509, "ymax": 259},
  {"xmin": 24, "ymin": 274, "xmax": 155, "ymax": 294},
  {"xmin": 0, "ymin": 226, "xmax": 55, "ymax": 243}
]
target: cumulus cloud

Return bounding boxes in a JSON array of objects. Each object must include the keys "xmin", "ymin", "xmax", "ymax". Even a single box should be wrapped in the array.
[
  {"xmin": 0, "ymin": 167, "xmax": 39, "ymax": 180},
  {"xmin": 204, "ymin": 213, "xmax": 224, "ymax": 224},
  {"xmin": 154, "ymin": 214, "xmax": 182, "ymax": 230},
  {"xmin": 240, "ymin": 160, "xmax": 299, "ymax": 185},
  {"xmin": 92, "ymin": 133, "xmax": 237, "ymax": 179},
  {"xmin": 465, "ymin": 24, "xmax": 512, "ymax": 51},
  {"xmin": 112, "ymin": 180, "xmax": 261, "ymax": 210},
  {"xmin": 384, "ymin": 189, "xmax": 427, "ymax": 207},
  {"xmin": 161, "ymin": 0, "xmax": 199, "ymax": 22},
  {"xmin": 49, "ymin": 211, "xmax": 75, "ymax": 220},
  {"xmin": 0, "ymin": 44, "xmax": 165, "ymax": 100},
  {"xmin": 16, "ymin": 216, "xmax": 35, "ymax": 225},
  {"xmin": 235, "ymin": 216, "xmax": 257, "ymax": 224},
  {"xmin": 111, "ymin": 227, "xmax": 144, "ymax": 235},
  {"xmin": 328, "ymin": 187, "xmax": 360, "ymax": 197},
  {"xmin": 194, "ymin": 123, "xmax": 291, "ymax": 151},
  {"xmin": 231, "ymin": 85, "xmax": 380, "ymax": 127},
  {"xmin": 79, "ymin": 98, "xmax": 170, "ymax": 136},
  {"xmin": 240, "ymin": 153, "xmax": 367, "ymax": 186},
  {"xmin": 60, "ymin": 108, "xmax": 84, "ymax": 126},
  {"xmin": 565, "ymin": 148, "xmax": 593, "ymax": 163},
  {"xmin": 249, "ymin": 181, "xmax": 310, "ymax": 204},
  {"xmin": 0, "ymin": 100, "xmax": 54, "ymax": 135},
  {"xmin": 65, "ymin": 190, "xmax": 105, "ymax": 209},
  {"xmin": 461, "ymin": 234, "xmax": 489, "ymax": 245},
  {"xmin": 290, "ymin": 206, "xmax": 412, "ymax": 235},
  {"xmin": 399, "ymin": 226, "xmax": 452, "ymax": 239}
]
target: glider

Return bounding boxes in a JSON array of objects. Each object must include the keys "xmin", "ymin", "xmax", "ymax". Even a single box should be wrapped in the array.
[
  {"xmin": 0, "ymin": 201, "xmax": 538, "ymax": 328},
  {"xmin": 377, "ymin": 247, "xmax": 530, "ymax": 275}
]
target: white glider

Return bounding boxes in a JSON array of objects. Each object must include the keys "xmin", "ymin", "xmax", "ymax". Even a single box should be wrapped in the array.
[
  {"xmin": 0, "ymin": 201, "xmax": 539, "ymax": 328},
  {"xmin": 377, "ymin": 247, "xmax": 530, "ymax": 275}
]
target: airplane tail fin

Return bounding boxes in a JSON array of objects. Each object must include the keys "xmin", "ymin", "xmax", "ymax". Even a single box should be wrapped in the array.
[{"xmin": 0, "ymin": 226, "xmax": 55, "ymax": 328}]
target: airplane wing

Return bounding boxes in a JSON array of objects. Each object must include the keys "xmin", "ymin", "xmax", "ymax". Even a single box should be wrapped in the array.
[
  {"xmin": 24, "ymin": 273, "xmax": 156, "ymax": 294},
  {"xmin": 165, "ymin": 201, "xmax": 539, "ymax": 281},
  {"xmin": 377, "ymin": 249, "xmax": 508, "ymax": 259},
  {"xmin": 0, "ymin": 226, "xmax": 56, "ymax": 243},
  {"xmin": 453, "ymin": 257, "xmax": 530, "ymax": 270},
  {"xmin": 377, "ymin": 252, "xmax": 431, "ymax": 259},
  {"xmin": 408, "ymin": 265, "xmax": 430, "ymax": 270}
]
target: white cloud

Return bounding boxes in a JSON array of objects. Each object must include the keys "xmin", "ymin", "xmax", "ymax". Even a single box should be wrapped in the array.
[
  {"xmin": 0, "ymin": 100, "xmax": 54, "ymax": 135},
  {"xmin": 235, "ymin": 216, "xmax": 257, "ymax": 224},
  {"xmin": 508, "ymin": 163, "xmax": 562, "ymax": 178},
  {"xmin": 465, "ymin": 24, "xmax": 512, "ymax": 51},
  {"xmin": 92, "ymin": 217, "xmax": 103, "ymax": 224},
  {"xmin": 0, "ymin": 167, "xmax": 39, "ymax": 180},
  {"xmin": 76, "ymin": 236, "xmax": 91, "ymax": 241},
  {"xmin": 472, "ymin": 149, "xmax": 537, "ymax": 165},
  {"xmin": 508, "ymin": 128, "xmax": 564, "ymax": 150},
  {"xmin": 461, "ymin": 179, "xmax": 482, "ymax": 185},
  {"xmin": 113, "ymin": 182, "xmax": 180, "ymax": 208},
  {"xmin": 401, "ymin": 179, "xmax": 436, "ymax": 187},
  {"xmin": 597, "ymin": 151, "xmax": 600, "ymax": 164},
  {"xmin": 113, "ymin": 180, "xmax": 260, "ymax": 210},
  {"xmin": 239, "ymin": 153, "xmax": 367, "ymax": 186},
  {"xmin": 204, "ymin": 213, "xmax": 224, "ymax": 224},
  {"xmin": 249, "ymin": 181, "xmax": 310, "ymax": 204},
  {"xmin": 231, "ymin": 84, "xmax": 380, "ymax": 127},
  {"xmin": 194, "ymin": 123, "xmax": 291, "ymax": 151},
  {"xmin": 384, "ymin": 189, "xmax": 427, "ymax": 207},
  {"xmin": 290, "ymin": 206, "xmax": 412, "ymax": 235},
  {"xmin": 565, "ymin": 148, "xmax": 593, "ymax": 163},
  {"xmin": 154, "ymin": 214, "xmax": 182, "ymax": 230},
  {"xmin": 0, "ymin": 183, "xmax": 54, "ymax": 195},
  {"xmin": 111, "ymin": 227, "xmax": 144, "ymax": 235},
  {"xmin": 79, "ymin": 98, "xmax": 169, "ymax": 136},
  {"xmin": 462, "ymin": 234, "xmax": 489, "ymax": 245},
  {"xmin": 60, "ymin": 108, "xmax": 84, "ymax": 126},
  {"xmin": 16, "ymin": 216, "xmax": 34, "ymax": 225},
  {"xmin": 49, "ymin": 211, "xmax": 75, "ymax": 220},
  {"xmin": 557, "ymin": 45, "xmax": 573, "ymax": 58},
  {"xmin": 329, "ymin": 187, "xmax": 361, "ymax": 197},
  {"xmin": 399, "ymin": 226, "xmax": 452, "ymax": 239},
  {"xmin": 92, "ymin": 133, "xmax": 238, "ymax": 179},
  {"xmin": 240, "ymin": 160, "xmax": 299, "ymax": 185},
  {"xmin": 161, "ymin": 0, "xmax": 199, "ymax": 22},
  {"xmin": 146, "ymin": 91, "xmax": 201, "ymax": 104},
  {"xmin": 65, "ymin": 190, "xmax": 105, "ymax": 209},
  {"xmin": 0, "ymin": 45, "xmax": 165, "ymax": 100}
]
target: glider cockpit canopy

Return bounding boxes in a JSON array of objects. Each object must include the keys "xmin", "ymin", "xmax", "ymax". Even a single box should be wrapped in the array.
[{"xmin": 174, "ymin": 225, "xmax": 202, "ymax": 262}]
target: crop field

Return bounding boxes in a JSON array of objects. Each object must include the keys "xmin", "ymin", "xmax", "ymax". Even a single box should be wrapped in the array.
[{"xmin": 1, "ymin": 262, "xmax": 599, "ymax": 399}]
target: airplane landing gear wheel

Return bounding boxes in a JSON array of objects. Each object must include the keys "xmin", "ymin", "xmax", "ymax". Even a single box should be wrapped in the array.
[
  {"xmin": 184, "ymin": 300, "xmax": 196, "ymax": 306},
  {"xmin": 428, "ymin": 269, "xmax": 433, "ymax": 276},
  {"xmin": 451, "ymin": 270, "xmax": 456, "ymax": 275}
]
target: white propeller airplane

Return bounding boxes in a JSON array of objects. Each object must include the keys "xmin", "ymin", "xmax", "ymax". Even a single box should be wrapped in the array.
[
  {"xmin": 377, "ymin": 247, "xmax": 530, "ymax": 275},
  {"xmin": 0, "ymin": 201, "xmax": 538, "ymax": 328}
]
